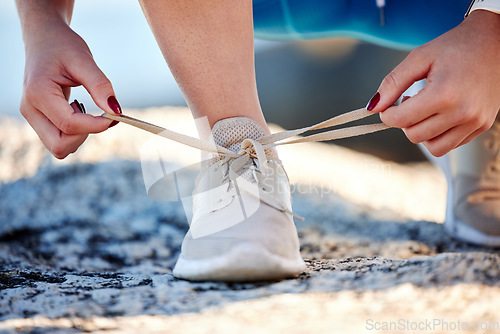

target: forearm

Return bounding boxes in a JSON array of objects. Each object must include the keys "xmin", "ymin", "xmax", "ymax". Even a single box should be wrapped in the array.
[{"xmin": 16, "ymin": 0, "xmax": 75, "ymax": 43}]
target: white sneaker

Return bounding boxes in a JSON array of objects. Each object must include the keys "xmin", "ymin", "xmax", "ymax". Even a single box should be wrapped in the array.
[
  {"xmin": 422, "ymin": 114, "xmax": 500, "ymax": 247},
  {"xmin": 172, "ymin": 117, "xmax": 306, "ymax": 281}
]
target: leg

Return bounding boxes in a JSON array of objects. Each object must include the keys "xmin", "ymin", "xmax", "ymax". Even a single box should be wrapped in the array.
[
  {"xmin": 138, "ymin": 0, "xmax": 268, "ymax": 135},
  {"xmin": 139, "ymin": 1, "xmax": 305, "ymax": 281}
]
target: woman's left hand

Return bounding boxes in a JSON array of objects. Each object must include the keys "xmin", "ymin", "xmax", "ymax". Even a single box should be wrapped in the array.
[{"xmin": 368, "ymin": 10, "xmax": 500, "ymax": 157}]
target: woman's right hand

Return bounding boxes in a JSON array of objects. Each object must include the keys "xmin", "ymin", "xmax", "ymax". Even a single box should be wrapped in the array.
[{"xmin": 18, "ymin": 1, "xmax": 121, "ymax": 159}]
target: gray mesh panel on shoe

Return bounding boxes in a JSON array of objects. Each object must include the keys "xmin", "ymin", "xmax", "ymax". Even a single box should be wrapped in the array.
[{"xmin": 211, "ymin": 117, "xmax": 266, "ymax": 153}]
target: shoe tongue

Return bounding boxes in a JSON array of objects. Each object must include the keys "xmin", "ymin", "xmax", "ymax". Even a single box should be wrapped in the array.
[{"xmin": 211, "ymin": 117, "xmax": 266, "ymax": 153}]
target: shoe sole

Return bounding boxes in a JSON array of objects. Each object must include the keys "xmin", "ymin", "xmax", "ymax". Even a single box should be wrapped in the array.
[
  {"xmin": 172, "ymin": 242, "xmax": 306, "ymax": 282},
  {"xmin": 419, "ymin": 144, "xmax": 500, "ymax": 247}
]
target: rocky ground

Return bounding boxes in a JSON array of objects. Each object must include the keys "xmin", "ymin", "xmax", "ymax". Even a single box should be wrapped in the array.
[{"xmin": 0, "ymin": 107, "xmax": 499, "ymax": 334}]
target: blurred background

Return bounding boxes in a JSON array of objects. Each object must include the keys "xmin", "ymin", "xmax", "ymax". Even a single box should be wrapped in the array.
[{"xmin": 0, "ymin": 0, "xmax": 427, "ymax": 162}]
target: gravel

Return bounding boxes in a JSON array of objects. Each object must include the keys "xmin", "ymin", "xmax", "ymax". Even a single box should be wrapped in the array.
[{"xmin": 0, "ymin": 107, "xmax": 498, "ymax": 333}]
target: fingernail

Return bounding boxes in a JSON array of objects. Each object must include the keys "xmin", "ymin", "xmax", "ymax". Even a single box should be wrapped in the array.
[
  {"xmin": 71, "ymin": 99, "xmax": 85, "ymax": 113},
  {"xmin": 79, "ymin": 102, "xmax": 86, "ymax": 114},
  {"xmin": 108, "ymin": 120, "xmax": 119, "ymax": 128},
  {"xmin": 107, "ymin": 96, "xmax": 122, "ymax": 114},
  {"xmin": 366, "ymin": 92, "xmax": 380, "ymax": 111}
]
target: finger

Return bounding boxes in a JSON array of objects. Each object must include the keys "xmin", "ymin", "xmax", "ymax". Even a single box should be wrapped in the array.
[
  {"xmin": 21, "ymin": 100, "xmax": 89, "ymax": 159},
  {"xmin": 456, "ymin": 127, "xmax": 486, "ymax": 148},
  {"xmin": 63, "ymin": 86, "xmax": 71, "ymax": 101},
  {"xmin": 70, "ymin": 100, "xmax": 84, "ymax": 113},
  {"xmin": 402, "ymin": 112, "xmax": 464, "ymax": 144},
  {"xmin": 379, "ymin": 88, "xmax": 437, "ymax": 129},
  {"xmin": 401, "ymin": 95, "xmax": 411, "ymax": 103},
  {"xmin": 26, "ymin": 80, "xmax": 113, "ymax": 135},
  {"xmin": 423, "ymin": 124, "xmax": 477, "ymax": 157},
  {"xmin": 67, "ymin": 52, "xmax": 122, "ymax": 115},
  {"xmin": 458, "ymin": 112, "xmax": 498, "ymax": 148},
  {"xmin": 367, "ymin": 47, "xmax": 431, "ymax": 112}
]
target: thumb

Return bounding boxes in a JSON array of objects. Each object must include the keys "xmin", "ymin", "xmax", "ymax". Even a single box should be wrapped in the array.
[
  {"xmin": 367, "ymin": 49, "xmax": 431, "ymax": 113},
  {"xmin": 68, "ymin": 53, "xmax": 122, "ymax": 115}
]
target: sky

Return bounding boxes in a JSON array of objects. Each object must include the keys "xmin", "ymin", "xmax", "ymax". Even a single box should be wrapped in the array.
[
  {"xmin": 0, "ymin": 1, "xmax": 425, "ymax": 162},
  {"xmin": 0, "ymin": 1, "xmax": 280, "ymax": 117}
]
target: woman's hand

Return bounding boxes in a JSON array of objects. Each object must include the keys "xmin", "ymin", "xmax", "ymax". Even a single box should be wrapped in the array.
[
  {"xmin": 17, "ymin": 0, "xmax": 120, "ymax": 159},
  {"xmin": 368, "ymin": 10, "xmax": 500, "ymax": 157}
]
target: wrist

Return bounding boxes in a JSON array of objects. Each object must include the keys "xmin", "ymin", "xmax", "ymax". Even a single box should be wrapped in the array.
[
  {"xmin": 466, "ymin": 7, "xmax": 500, "ymax": 29},
  {"xmin": 16, "ymin": 0, "xmax": 75, "ymax": 41},
  {"xmin": 461, "ymin": 7, "xmax": 500, "ymax": 55},
  {"xmin": 466, "ymin": 0, "xmax": 500, "ymax": 17}
]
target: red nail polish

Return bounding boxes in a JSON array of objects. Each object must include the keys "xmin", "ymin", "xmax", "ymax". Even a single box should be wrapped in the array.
[
  {"xmin": 71, "ymin": 99, "xmax": 85, "ymax": 113},
  {"xmin": 108, "ymin": 120, "xmax": 119, "ymax": 128},
  {"xmin": 107, "ymin": 96, "xmax": 122, "ymax": 114},
  {"xmin": 79, "ymin": 102, "xmax": 86, "ymax": 114},
  {"xmin": 401, "ymin": 95, "xmax": 411, "ymax": 103},
  {"xmin": 367, "ymin": 92, "xmax": 380, "ymax": 111}
]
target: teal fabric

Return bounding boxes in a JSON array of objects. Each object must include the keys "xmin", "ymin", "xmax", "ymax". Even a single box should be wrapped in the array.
[{"xmin": 253, "ymin": 1, "xmax": 470, "ymax": 50}]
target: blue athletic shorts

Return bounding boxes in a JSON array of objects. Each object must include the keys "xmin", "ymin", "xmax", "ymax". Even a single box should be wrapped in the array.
[{"xmin": 253, "ymin": 1, "xmax": 470, "ymax": 50}]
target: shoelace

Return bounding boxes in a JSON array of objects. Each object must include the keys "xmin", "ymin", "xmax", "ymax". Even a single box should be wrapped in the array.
[{"xmin": 102, "ymin": 108, "xmax": 390, "ymax": 218}]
